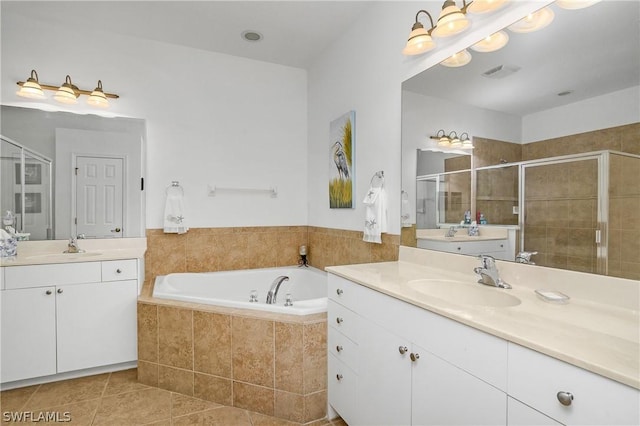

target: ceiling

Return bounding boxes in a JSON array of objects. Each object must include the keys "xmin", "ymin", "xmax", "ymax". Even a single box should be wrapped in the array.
[
  {"xmin": 1, "ymin": 1, "xmax": 376, "ymax": 70},
  {"xmin": 402, "ymin": 1, "xmax": 640, "ymax": 116}
]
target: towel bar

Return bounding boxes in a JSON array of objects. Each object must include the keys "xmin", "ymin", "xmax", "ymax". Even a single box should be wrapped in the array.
[{"xmin": 208, "ymin": 185, "xmax": 277, "ymax": 198}]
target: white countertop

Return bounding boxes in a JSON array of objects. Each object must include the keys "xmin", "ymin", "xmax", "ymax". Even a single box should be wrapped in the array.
[
  {"xmin": 0, "ymin": 238, "xmax": 147, "ymax": 267},
  {"xmin": 416, "ymin": 227, "xmax": 509, "ymax": 242},
  {"xmin": 326, "ymin": 249, "xmax": 639, "ymax": 390}
]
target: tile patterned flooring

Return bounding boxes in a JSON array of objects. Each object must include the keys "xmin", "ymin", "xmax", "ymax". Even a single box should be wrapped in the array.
[{"xmin": 0, "ymin": 369, "xmax": 347, "ymax": 425}]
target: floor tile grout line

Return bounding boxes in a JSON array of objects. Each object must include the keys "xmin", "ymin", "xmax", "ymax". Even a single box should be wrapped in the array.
[{"xmin": 16, "ymin": 383, "xmax": 41, "ymax": 412}]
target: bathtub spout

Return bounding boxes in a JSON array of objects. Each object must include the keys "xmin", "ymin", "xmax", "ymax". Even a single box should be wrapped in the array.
[{"xmin": 266, "ymin": 276, "xmax": 289, "ymax": 304}]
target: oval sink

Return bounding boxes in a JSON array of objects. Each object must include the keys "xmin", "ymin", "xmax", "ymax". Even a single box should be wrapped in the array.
[{"xmin": 407, "ymin": 279, "xmax": 521, "ymax": 308}]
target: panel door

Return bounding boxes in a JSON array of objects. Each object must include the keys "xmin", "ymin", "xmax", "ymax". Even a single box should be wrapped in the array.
[
  {"xmin": 1, "ymin": 287, "xmax": 57, "ymax": 382},
  {"xmin": 76, "ymin": 156, "xmax": 123, "ymax": 238}
]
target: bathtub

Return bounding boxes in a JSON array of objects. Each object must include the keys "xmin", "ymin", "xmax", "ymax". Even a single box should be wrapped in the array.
[{"xmin": 153, "ymin": 266, "xmax": 327, "ymax": 315}]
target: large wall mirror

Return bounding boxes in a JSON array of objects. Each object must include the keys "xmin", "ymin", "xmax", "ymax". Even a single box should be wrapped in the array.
[
  {"xmin": 401, "ymin": 1, "xmax": 639, "ymax": 280},
  {"xmin": 1, "ymin": 106, "xmax": 146, "ymax": 241}
]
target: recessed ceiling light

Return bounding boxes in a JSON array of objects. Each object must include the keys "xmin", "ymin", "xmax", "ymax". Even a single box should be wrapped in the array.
[{"xmin": 241, "ymin": 31, "xmax": 263, "ymax": 42}]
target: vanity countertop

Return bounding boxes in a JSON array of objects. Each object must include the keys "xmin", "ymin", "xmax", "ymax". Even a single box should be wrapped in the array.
[
  {"xmin": 326, "ymin": 254, "xmax": 640, "ymax": 390},
  {"xmin": 0, "ymin": 238, "xmax": 147, "ymax": 267},
  {"xmin": 416, "ymin": 227, "xmax": 509, "ymax": 242}
]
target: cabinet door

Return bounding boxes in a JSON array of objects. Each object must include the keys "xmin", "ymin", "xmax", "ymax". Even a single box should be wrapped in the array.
[
  {"xmin": 1, "ymin": 287, "xmax": 57, "ymax": 382},
  {"xmin": 412, "ymin": 345, "xmax": 507, "ymax": 426},
  {"xmin": 508, "ymin": 397, "xmax": 561, "ymax": 425},
  {"xmin": 357, "ymin": 318, "xmax": 412, "ymax": 426},
  {"xmin": 56, "ymin": 280, "xmax": 137, "ymax": 373}
]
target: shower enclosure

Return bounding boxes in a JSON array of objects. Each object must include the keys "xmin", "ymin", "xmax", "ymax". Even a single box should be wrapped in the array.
[
  {"xmin": 416, "ymin": 150, "xmax": 640, "ymax": 279},
  {"xmin": 1, "ymin": 136, "xmax": 52, "ymax": 240}
]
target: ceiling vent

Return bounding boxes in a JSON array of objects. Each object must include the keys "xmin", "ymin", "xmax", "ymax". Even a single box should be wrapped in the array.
[{"xmin": 481, "ymin": 65, "xmax": 521, "ymax": 79}]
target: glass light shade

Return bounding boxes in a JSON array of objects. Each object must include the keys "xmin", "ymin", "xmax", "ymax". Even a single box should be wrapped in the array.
[
  {"xmin": 470, "ymin": 30, "xmax": 509, "ymax": 53},
  {"xmin": 438, "ymin": 136, "xmax": 450, "ymax": 146},
  {"xmin": 508, "ymin": 7, "xmax": 554, "ymax": 33},
  {"xmin": 449, "ymin": 136, "xmax": 462, "ymax": 147},
  {"xmin": 432, "ymin": 4, "xmax": 470, "ymax": 37},
  {"xmin": 467, "ymin": 0, "xmax": 508, "ymax": 14},
  {"xmin": 54, "ymin": 85, "xmax": 78, "ymax": 104},
  {"xmin": 440, "ymin": 49, "xmax": 472, "ymax": 67},
  {"xmin": 555, "ymin": 0, "xmax": 601, "ymax": 10},
  {"xmin": 17, "ymin": 79, "xmax": 45, "ymax": 99},
  {"xmin": 87, "ymin": 91, "xmax": 109, "ymax": 108},
  {"xmin": 403, "ymin": 26, "xmax": 436, "ymax": 55}
]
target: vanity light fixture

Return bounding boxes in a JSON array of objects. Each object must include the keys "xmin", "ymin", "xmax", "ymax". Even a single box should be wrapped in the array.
[
  {"xmin": 555, "ymin": 0, "xmax": 601, "ymax": 10},
  {"xmin": 460, "ymin": 132, "xmax": 474, "ymax": 149},
  {"xmin": 440, "ymin": 49, "xmax": 472, "ymax": 67},
  {"xmin": 466, "ymin": 0, "xmax": 508, "ymax": 15},
  {"xmin": 15, "ymin": 70, "xmax": 46, "ymax": 99},
  {"xmin": 507, "ymin": 7, "xmax": 554, "ymax": 33},
  {"xmin": 431, "ymin": 129, "xmax": 473, "ymax": 149},
  {"xmin": 16, "ymin": 69, "xmax": 119, "ymax": 107},
  {"xmin": 433, "ymin": 129, "xmax": 450, "ymax": 146},
  {"xmin": 402, "ymin": 10, "xmax": 437, "ymax": 55},
  {"xmin": 449, "ymin": 131, "xmax": 462, "ymax": 147},
  {"xmin": 431, "ymin": 0, "xmax": 471, "ymax": 38},
  {"xmin": 470, "ymin": 30, "xmax": 509, "ymax": 53}
]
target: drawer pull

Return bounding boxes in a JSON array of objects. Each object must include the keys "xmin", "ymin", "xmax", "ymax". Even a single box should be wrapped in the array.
[
  {"xmin": 336, "ymin": 345, "xmax": 343, "ymax": 352},
  {"xmin": 336, "ymin": 317, "xmax": 344, "ymax": 324},
  {"xmin": 45, "ymin": 290, "xmax": 52, "ymax": 295},
  {"xmin": 557, "ymin": 391, "xmax": 574, "ymax": 406},
  {"xmin": 398, "ymin": 346, "xmax": 408, "ymax": 355},
  {"xmin": 336, "ymin": 374, "xmax": 343, "ymax": 381},
  {"xmin": 116, "ymin": 268, "xmax": 122, "ymax": 274},
  {"xmin": 336, "ymin": 288, "xmax": 344, "ymax": 295},
  {"xmin": 57, "ymin": 288, "xmax": 63, "ymax": 294},
  {"xmin": 410, "ymin": 352, "xmax": 420, "ymax": 362}
]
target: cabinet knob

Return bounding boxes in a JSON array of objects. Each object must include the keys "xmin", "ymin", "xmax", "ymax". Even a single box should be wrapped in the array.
[
  {"xmin": 398, "ymin": 346, "xmax": 408, "ymax": 355},
  {"xmin": 457, "ymin": 247, "xmax": 462, "ymax": 251},
  {"xmin": 57, "ymin": 288, "xmax": 63, "ymax": 294},
  {"xmin": 336, "ymin": 288, "xmax": 344, "ymax": 295},
  {"xmin": 336, "ymin": 374, "xmax": 343, "ymax": 381},
  {"xmin": 116, "ymin": 268, "xmax": 122, "ymax": 274},
  {"xmin": 45, "ymin": 290, "xmax": 52, "ymax": 295},
  {"xmin": 557, "ymin": 391, "xmax": 574, "ymax": 406},
  {"xmin": 410, "ymin": 352, "xmax": 420, "ymax": 362},
  {"xmin": 336, "ymin": 317, "xmax": 344, "ymax": 324},
  {"xmin": 336, "ymin": 345, "xmax": 343, "ymax": 352}
]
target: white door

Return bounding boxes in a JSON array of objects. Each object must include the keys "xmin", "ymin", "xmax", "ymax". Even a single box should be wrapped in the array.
[{"xmin": 76, "ymin": 156, "xmax": 124, "ymax": 238}]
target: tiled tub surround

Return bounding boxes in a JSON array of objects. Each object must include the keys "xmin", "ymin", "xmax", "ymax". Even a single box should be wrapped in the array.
[
  {"xmin": 136, "ymin": 298, "xmax": 327, "ymax": 424},
  {"xmin": 143, "ymin": 226, "xmax": 400, "ymax": 294}
]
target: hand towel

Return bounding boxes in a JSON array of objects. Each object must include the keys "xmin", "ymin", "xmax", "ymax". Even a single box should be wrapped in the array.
[
  {"xmin": 363, "ymin": 186, "xmax": 388, "ymax": 244},
  {"xmin": 163, "ymin": 188, "xmax": 189, "ymax": 234}
]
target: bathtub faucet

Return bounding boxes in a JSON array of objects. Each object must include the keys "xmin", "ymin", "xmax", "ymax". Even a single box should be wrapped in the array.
[{"xmin": 266, "ymin": 276, "xmax": 289, "ymax": 304}]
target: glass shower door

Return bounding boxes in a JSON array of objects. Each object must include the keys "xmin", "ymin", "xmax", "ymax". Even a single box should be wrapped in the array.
[{"xmin": 521, "ymin": 156, "xmax": 603, "ymax": 274}]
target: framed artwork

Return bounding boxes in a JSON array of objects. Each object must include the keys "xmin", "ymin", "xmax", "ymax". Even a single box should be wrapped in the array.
[
  {"xmin": 15, "ymin": 163, "xmax": 42, "ymax": 185},
  {"xmin": 15, "ymin": 192, "xmax": 42, "ymax": 214},
  {"xmin": 329, "ymin": 111, "xmax": 355, "ymax": 208}
]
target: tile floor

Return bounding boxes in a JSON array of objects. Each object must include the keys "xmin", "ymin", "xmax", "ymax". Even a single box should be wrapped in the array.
[{"xmin": 0, "ymin": 369, "xmax": 347, "ymax": 425}]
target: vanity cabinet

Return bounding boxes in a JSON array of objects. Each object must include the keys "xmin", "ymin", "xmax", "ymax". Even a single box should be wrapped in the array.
[
  {"xmin": 0, "ymin": 260, "xmax": 138, "ymax": 384},
  {"xmin": 416, "ymin": 238, "xmax": 510, "ymax": 260},
  {"xmin": 328, "ymin": 274, "xmax": 507, "ymax": 425}
]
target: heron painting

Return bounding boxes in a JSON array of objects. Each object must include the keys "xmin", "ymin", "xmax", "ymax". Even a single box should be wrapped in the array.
[{"xmin": 329, "ymin": 111, "xmax": 355, "ymax": 208}]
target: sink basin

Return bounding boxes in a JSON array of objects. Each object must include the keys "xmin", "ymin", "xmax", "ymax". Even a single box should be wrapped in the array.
[
  {"xmin": 407, "ymin": 279, "xmax": 521, "ymax": 308},
  {"xmin": 27, "ymin": 252, "xmax": 103, "ymax": 260}
]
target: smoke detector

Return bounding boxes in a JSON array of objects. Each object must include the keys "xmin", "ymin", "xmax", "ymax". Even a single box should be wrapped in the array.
[{"xmin": 481, "ymin": 65, "xmax": 521, "ymax": 79}]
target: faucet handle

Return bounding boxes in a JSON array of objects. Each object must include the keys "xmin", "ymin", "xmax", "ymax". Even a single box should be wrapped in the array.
[{"xmin": 477, "ymin": 254, "xmax": 496, "ymax": 269}]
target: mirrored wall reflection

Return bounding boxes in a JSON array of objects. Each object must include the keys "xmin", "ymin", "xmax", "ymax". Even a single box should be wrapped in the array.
[{"xmin": 1, "ymin": 136, "xmax": 52, "ymax": 240}]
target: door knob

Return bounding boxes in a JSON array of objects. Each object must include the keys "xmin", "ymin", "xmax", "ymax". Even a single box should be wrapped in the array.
[
  {"xmin": 336, "ymin": 374, "xmax": 343, "ymax": 381},
  {"xmin": 336, "ymin": 345, "xmax": 343, "ymax": 352},
  {"xmin": 45, "ymin": 290, "xmax": 52, "ymax": 295},
  {"xmin": 336, "ymin": 288, "xmax": 344, "ymax": 295},
  {"xmin": 111, "ymin": 227, "xmax": 121, "ymax": 233}
]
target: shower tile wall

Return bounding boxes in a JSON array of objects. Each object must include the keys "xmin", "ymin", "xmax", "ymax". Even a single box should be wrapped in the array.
[{"xmin": 137, "ymin": 301, "xmax": 328, "ymax": 423}]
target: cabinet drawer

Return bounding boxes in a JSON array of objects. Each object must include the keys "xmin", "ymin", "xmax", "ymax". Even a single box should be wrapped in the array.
[
  {"xmin": 328, "ymin": 274, "xmax": 365, "ymax": 309},
  {"xmin": 328, "ymin": 327, "xmax": 358, "ymax": 372},
  {"xmin": 102, "ymin": 259, "xmax": 137, "ymax": 282},
  {"xmin": 328, "ymin": 354, "xmax": 358, "ymax": 426},
  {"xmin": 328, "ymin": 299, "xmax": 359, "ymax": 342},
  {"xmin": 508, "ymin": 343, "xmax": 640, "ymax": 425},
  {"xmin": 4, "ymin": 262, "xmax": 102, "ymax": 289}
]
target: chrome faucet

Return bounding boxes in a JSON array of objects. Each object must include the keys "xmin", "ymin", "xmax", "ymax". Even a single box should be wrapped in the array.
[
  {"xmin": 445, "ymin": 226, "xmax": 458, "ymax": 238},
  {"xmin": 266, "ymin": 275, "xmax": 289, "ymax": 304},
  {"xmin": 64, "ymin": 237, "xmax": 83, "ymax": 254},
  {"xmin": 515, "ymin": 251, "xmax": 538, "ymax": 264},
  {"xmin": 474, "ymin": 255, "xmax": 511, "ymax": 289}
]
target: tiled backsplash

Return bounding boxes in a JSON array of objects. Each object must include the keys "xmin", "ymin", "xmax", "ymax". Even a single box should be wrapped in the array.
[{"xmin": 144, "ymin": 226, "xmax": 399, "ymax": 290}]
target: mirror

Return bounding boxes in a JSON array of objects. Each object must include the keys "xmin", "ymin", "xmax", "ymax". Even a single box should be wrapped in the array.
[
  {"xmin": 1, "ymin": 105, "xmax": 146, "ymax": 240},
  {"xmin": 401, "ymin": 1, "xmax": 640, "ymax": 280}
]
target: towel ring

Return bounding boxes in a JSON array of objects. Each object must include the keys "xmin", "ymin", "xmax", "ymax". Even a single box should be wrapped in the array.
[
  {"xmin": 370, "ymin": 171, "xmax": 384, "ymax": 188},
  {"xmin": 166, "ymin": 181, "xmax": 184, "ymax": 196}
]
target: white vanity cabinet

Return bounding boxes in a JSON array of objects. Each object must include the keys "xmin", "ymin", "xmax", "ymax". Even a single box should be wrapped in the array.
[
  {"xmin": 327, "ymin": 274, "xmax": 507, "ymax": 426},
  {"xmin": 1, "ymin": 260, "xmax": 139, "ymax": 384},
  {"xmin": 416, "ymin": 238, "xmax": 510, "ymax": 260}
]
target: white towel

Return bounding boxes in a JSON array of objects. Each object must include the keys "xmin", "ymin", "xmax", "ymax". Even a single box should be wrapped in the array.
[
  {"xmin": 363, "ymin": 186, "xmax": 388, "ymax": 244},
  {"xmin": 163, "ymin": 189, "xmax": 189, "ymax": 234}
]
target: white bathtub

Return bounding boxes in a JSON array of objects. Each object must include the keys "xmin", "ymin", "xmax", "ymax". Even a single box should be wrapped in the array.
[{"xmin": 153, "ymin": 266, "xmax": 327, "ymax": 315}]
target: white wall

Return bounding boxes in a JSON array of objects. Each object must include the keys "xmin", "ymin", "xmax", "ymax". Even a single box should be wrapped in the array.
[
  {"xmin": 522, "ymin": 86, "xmax": 640, "ymax": 143},
  {"xmin": 1, "ymin": 13, "xmax": 308, "ymax": 229}
]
